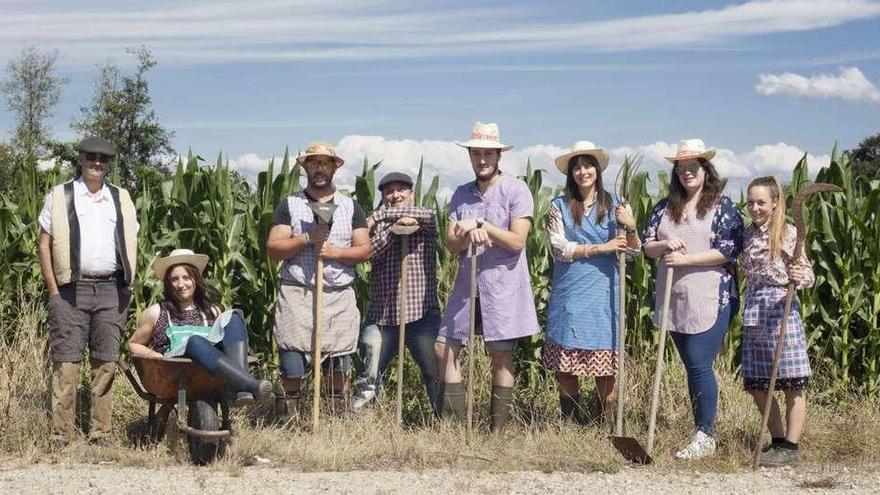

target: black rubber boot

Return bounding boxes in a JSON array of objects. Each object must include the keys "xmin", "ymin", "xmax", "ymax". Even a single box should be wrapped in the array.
[
  {"xmin": 490, "ymin": 385, "xmax": 514, "ymax": 434},
  {"xmin": 222, "ymin": 340, "xmax": 272, "ymax": 400},
  {"xmin": 214, "ymin": 355, "xmax": 273, "ymax": 401},
  {"xmin": 437, "ymin": 382, "xmax": 467, "ymax": 423},
  {"xmin": 559, "ymin": 393, "xmax": 581, "ymax": 422}
]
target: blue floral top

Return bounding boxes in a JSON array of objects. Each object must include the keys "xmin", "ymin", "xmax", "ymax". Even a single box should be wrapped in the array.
[{"xmin": 642, "ymin": 196, "xmax": 744, "ymax": 311}]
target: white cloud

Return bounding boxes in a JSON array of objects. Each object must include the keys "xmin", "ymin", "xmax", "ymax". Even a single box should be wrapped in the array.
[
  {"xmin": 1, "ymin": 0, "xmax": 878, "ymax": 65},
  {"xmin": 228, "ymin": 152, "xmax": 271, "ymax": 178},
  {"xmin": 755, "ymin": 66, "xmax": 880, "ymax": 104},
  {"xmin": 224, "ymin": 137, "xmax": 831, "ymax": 201}
]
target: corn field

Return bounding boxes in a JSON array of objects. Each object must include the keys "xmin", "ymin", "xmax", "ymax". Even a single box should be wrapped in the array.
[{"xmin": 0, "ymin": 147, "xmax": 878, "ymax": 399}]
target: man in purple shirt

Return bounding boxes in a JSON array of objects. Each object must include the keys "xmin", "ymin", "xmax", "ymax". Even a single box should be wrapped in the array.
[{"xmin": 435, "ymin": 121, "xmax": 540, "ymax": 433}]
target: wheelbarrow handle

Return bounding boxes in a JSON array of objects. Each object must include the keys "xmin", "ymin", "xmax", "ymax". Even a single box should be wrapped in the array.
[{"xmin": 117, "ymin": 357, "xmax": 158, "ymax": 402}]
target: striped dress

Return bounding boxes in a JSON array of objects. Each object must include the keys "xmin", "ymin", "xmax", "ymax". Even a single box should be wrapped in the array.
[{"xmin": 740, "ymin": 223, "xmax": 815, "ymax": 391}]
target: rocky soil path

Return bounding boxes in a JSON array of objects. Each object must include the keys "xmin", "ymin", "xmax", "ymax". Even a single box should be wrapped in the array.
[{"xmin": 1, "ymin": 462, "xmax": 878, "ymax": 494}]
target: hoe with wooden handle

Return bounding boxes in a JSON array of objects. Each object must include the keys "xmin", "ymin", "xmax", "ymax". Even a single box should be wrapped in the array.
[
  {"xmin": 308, "ymin": 201, "xmax": 337, "ymax": 432},
  {"xmin": 389, "ymin": 222, "xmax": 420, "ymax": 424}
]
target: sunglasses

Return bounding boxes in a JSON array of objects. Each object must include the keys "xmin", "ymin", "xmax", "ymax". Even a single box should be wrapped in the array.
[
  {"xmin": 674, "ymin": 162, "xmax": 702, "ymax": 176},
  {"xmin": 84, "ymin": 153, "xmax": 112, "ymax": 163}
]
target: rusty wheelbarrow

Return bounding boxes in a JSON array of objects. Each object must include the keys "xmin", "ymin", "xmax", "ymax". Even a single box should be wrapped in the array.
[{"xmin": 118, "ymin": 355, "xmax": 257, "ymax": 465}]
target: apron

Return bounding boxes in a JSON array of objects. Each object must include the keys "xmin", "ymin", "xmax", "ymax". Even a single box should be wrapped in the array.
[
  {"xmin": 546, "ymin": 195, "xmax": 619, "ymax": 350},
  {"xmin": 654, "ymin": 205, "xmax": 724, "ymax": 334},
  {"xmin": 164, "ymin": 311, "xmax": 223, "ymax": 358}
]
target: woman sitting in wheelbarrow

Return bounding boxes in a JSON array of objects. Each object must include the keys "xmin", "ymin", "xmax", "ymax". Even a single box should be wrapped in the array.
[{"xmin": 128, "ymin": 248, "xmax": 273, "ymax": 401}]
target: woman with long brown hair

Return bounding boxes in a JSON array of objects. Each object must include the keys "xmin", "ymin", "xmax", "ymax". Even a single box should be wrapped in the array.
[
  {"xmin": 128, "ymin": 249, "xmax": 272, "ymax": 401},
  {"xmin": 543, "ymin": 141, "xmax": 639, "ymax": 423},
  {"xmin": 642, "ymin": 139, "xmax": 743, "ymax": 460}
]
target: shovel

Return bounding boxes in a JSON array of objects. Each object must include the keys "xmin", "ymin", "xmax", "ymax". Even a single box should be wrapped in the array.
[
  {"xmin": 308, "ymin": 201, "xmax": 337, "ymax": 432},
  {"xmin": 613, "ymin": 265, "xmax": 674, "ymax": 464},
  {"xmin": 645, "ymin": 265, "xmax": 675, "ymax": 459},
  {"xmin": 609, "ymin": 228, "xmax": 647, "ymax": 463},
  {"xmin": 389, "ymin": 222, "xmax": 420, "ymax": 424}
]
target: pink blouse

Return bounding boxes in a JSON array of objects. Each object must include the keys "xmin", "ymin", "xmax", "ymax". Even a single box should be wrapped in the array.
[{"xmin": 741, "ymin": 223, "xmax": 814, "ymax": 289}]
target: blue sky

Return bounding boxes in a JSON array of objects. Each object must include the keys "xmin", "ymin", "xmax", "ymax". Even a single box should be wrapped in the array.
[{"xmin": 1, "ymin": 0, "xmax": 879, "ymax": 194}]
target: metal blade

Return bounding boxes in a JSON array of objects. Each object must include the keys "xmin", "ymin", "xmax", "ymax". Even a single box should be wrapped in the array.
[
  {"xmin": 308, "ymin": 202, "xmax": 338, "ymax": 225},
  {"xmin": 611, "ymin": 436, "xmax": 653, "ymax": 465}
]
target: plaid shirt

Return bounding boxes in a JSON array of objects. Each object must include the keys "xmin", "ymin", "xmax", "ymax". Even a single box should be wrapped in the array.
[{"xmin": 366, "ymin": 206, "xmax": 438, "ymax": 326}]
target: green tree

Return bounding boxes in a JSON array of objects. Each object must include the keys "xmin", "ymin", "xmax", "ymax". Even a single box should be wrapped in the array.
[
  {"xmin": 73, "ymin": 46, "xmax": 174, "ymax": 190},
  {"xmin": 849, "ymin": 132, "xmax": 880, "ymax": 187},
  {"xmin": 0, "ymin": 47, "xmax": 68, "ymax": 198}
]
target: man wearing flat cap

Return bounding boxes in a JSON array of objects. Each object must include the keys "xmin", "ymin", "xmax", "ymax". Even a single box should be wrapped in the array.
[
  {"xmin": 267, "ymin": 141, "xmax": 371, "ymax": 419},
  {"xmin": 351, "ymin": 171, "xmax": 440, "ymax": 412},
  {"xmin": 37, "ymin": 136, "xmax": 139, "ymax": 444}
]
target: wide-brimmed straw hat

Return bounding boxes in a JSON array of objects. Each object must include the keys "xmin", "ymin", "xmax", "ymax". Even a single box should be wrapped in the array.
[
  {"xmin": 295, "ymin": 141, "xmax": 345, "ymax": 167},
  {"xmin": 152, "ymin": 248, "xmax": 210, "ymax": 281},
  {"xmin": 454, "ymin": 121, "xmax": 513, "ymax": 151},
  {"xmin": 554, "ymin": 141, "xmax": 610, "ymax": 174},
  {"xmin": 665, "ymin": 138, "xmax": 716, "ymax": 164}
]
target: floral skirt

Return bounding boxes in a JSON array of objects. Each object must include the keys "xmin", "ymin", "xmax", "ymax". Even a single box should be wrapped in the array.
[{"xmin": 541, "ymin": 342, "xmax": 617, "ymax": 377}]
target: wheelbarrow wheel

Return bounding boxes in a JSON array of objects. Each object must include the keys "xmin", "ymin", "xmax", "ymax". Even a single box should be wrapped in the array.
[{"xmin": 187, "ymin": 400, "xmax": 226, "ymax": 465}]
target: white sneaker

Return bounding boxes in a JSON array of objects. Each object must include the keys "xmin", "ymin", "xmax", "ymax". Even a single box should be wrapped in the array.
[
  {"xmin": 351, "ymin": 389, "xmax": 376, "ymax": 411},
  {"xmin": 674, "ymin": 430, "xmax": 717, "ymax": 460}
]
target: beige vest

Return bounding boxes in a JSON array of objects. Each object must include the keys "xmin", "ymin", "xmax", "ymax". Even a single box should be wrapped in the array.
[{"xmin": 49, "ymin": 180, "xmax": 138, "ymax": 286}]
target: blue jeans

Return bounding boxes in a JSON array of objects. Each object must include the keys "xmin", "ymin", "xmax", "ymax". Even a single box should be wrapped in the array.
[
  {"xmin": 355, "ymin": 308, "xmax": 440, "ymax": 411},
  {"xmin": 670, "ymin": 303, "xmax": 732, "ymax": 436},
  {"xmin": 184, "ymin": 312, "xmax": 248, "ymax": 372},
  {"xmin": 278, "ymin": 351, "xmax": 351, "ymax": 379}
]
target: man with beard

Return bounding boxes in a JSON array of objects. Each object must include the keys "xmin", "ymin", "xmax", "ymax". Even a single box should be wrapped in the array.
[
  {"xmin": 267, "ymin": 141, "xmax": 371, "ymax": 419},
  {"xmin": 435, "ymin": 122, "xmax": 539, "ymax": 433},
  {"xmin": 352, "ymin": 172, "xmax": 440, "ymax": 412},
  {"xmin": 38, "ymin": 136, "xmax": 139, "ymax": 444}
]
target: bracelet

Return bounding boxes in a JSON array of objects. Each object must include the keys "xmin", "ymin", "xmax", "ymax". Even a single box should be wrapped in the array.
[
  {"xmin": 303, "ymin": 232, "xmax": 311, "ymax": 245},
  {"xmin": 581, "ymin": 245, "xmax": 595, "ymax": 258}
]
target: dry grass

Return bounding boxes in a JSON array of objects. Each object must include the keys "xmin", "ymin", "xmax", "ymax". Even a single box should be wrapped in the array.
[{"xmin": 1, "ymin": 297, "xmax": 878, "ymax": 474}]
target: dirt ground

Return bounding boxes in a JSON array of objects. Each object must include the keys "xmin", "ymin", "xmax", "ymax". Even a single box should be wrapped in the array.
[{"xmin": 1, "ymin": 461, "xmax": 878, "ymax": 494}]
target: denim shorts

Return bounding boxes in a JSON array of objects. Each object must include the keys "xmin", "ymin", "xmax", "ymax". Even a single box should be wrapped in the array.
[
  {"xmin": 279, "ymin": 349, "xmax": 352, "ymax": 379},
  {"xmin": 435, "ymin": 333, "xmax": 518, "ymax": 352}
]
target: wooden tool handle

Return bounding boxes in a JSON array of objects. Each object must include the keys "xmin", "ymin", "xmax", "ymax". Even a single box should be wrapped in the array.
[
  {"xmin": 395, "ymin": 235, "xmax": 410, "ymax": 424},
  {"xmin": 647, "ymin": 265, "xmax": 674, "ymax": 454},
  {"xmin": 312, "ymin": 254, "xmax": 324, "ymax": 432}
]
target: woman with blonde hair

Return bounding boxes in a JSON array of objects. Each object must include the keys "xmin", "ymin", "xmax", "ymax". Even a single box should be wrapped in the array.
[{"xmin": 740, "ymin": 175, "xmax": 814, "ymax": 467}]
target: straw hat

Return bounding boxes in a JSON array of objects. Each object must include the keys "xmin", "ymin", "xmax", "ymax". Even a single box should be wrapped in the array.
[
  {"xmin": 454, "ymin": 121, "xmax": 513, "ymax": 151},
  {"xmin": 295, "ymin": 141, "xmax": 345, "ymax": 167},
  {"xmin": 554, "ymin": 141, "xmax": 610, "ymax": 174},
  {"xmin": 664, "ymin": 138, "xmax": 716, "ymax": 164},
  {"xmin": 152, "ymin": 248, "xmax": 210, "ymax": 281}
]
